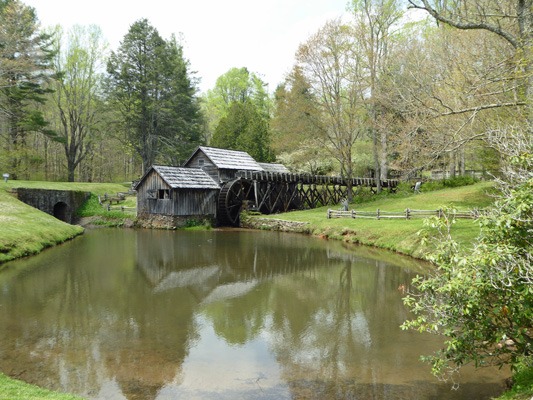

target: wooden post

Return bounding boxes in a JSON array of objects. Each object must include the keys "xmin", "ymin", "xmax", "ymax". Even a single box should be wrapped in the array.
[
  {"xmin": 121, "ymin": 206, "xmax": 124, "ymax": 212},
  {"xmin": 377, "ymin": 208, "xmax": 380, "ymax": 220},
  {"xmin": 406, "ymin": 208, "xmax": 410, "ymax": 220},
  {"xmin": 107, "ymin": 203, "xmax": 110, "ymax": 212},
  {"xmin": 351, "ymin": 209, "xmax": 356, "ymax": 218},
  {"xmin": 327, "ymin": 209, "xmax": 331, "ymax": 219}
]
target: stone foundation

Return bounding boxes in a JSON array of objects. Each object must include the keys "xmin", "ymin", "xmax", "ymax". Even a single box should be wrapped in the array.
[
  {"xmin": 241, "ymin": 215, "xmax": 310, "ymax": 232},
  {"xmin": 137, "ymin": 213, "xmax": 214, "ymax": 229}
]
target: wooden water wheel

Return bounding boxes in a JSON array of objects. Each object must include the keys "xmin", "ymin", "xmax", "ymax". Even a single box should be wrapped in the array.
[{"xmin": 218, "ymin": 178, "xmax": 254, "ymax": 226}]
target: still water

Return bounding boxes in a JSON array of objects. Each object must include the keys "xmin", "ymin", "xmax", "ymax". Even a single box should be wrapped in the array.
[{"xmin": 0, "ymin": 229, "xmax": 508, "ymax": 399}]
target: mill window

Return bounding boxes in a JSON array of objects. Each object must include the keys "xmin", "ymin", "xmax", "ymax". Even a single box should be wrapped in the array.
[{"xmin": 157, "ymin": 189, "xmax": 170, "ymax": 199}]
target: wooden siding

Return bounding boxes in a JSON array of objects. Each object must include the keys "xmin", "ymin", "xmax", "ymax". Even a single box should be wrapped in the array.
[
  {"xmin": 219, "ymin": 169, "xmax": 238, "ymax": 182},
  {"xmin": 184, "ymin": 152, "xmax": 220, "ymax": 183},
  {"xmin": 137, "ymin": 169, "xmax": 218, "ymax": 216}
]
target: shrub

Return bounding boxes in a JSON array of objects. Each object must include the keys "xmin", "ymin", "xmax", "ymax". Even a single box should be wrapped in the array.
[{"xmin": 402, "ymin": 153, "xmax": 533, "ymax": 383}]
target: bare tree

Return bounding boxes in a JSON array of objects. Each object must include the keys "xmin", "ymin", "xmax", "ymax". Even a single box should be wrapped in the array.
[
  {"xmin": 295, "ymin": 19, "xmax": 365, "ymax": 201},
  {"xmin": 48, "ymin": 25, "xmax": 108, "ymax": 182},
  {"xmin": 408, "ymin": 0, "xmax": 531, "ymax": 117},
  {"xmin": 350, "ymin": 0, "xmax": 404, "ymax": 188},
  {"xmin": 384, "ymin": 18, "xmax": 522, "ymax": 177}
]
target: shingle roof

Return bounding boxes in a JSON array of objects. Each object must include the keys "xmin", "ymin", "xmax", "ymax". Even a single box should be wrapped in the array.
[
  {"xmin": 137, "ymin": 166, "xmax": 220, "ymax": 190},
  {"xmin": 189, "ymin": 146, "xmax": 264, "ymax": 171},
  {"xmin": 257, "ymin": 162, "xmax": 291, "ymax": 174}
]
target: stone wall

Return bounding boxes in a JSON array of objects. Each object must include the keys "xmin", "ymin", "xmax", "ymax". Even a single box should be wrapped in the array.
[
  {"xmin": 136, "ymin": 213, "xmax": 215, "ymax": 229},
  {"xmin": 240, "ymin": 214, "xmax": 310, "ymax": 233},
  {"xmin": 11, "ymin": 188, "xmax": 91, "ymax": 224}
]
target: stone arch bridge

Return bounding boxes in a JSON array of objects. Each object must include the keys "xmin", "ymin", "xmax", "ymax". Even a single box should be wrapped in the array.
[{"xmin": 11, "ymin": 188, "xmax": 90, "ymax": 224}]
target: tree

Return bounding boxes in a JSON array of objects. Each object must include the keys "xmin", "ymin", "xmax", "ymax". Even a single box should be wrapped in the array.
[
  {"xmin": 155, "ymin": 34, "xmax": 203, "ymax": 166},
  {"xmin": 210, "ymin": 101, "xmax": 275, "ymax": 162},
  {"xmin": 271, "ymin": 67, "xmax": 332, "ymax": 174},
  {"xmin": 47, "ymin": 24, "xmax": 107, "ymax": 182},
  {"xmin": 407, "ymin": 0, "xmax": 531, "ymax": 145},
  {"xmin": 294, "ymin": 19, "xmax": 365, "ymax": 201},
  {"xmin": 350, "ymin": 0, "xmax": 403, "ymax": 189},
  {"xmin": 377, "ymin": 17, "xmax": 518, "ymax": 178},
  {"xmin": 107, "ymin": 19, "xmax": 202, "ymax": 172},
  {"xmin": 0, "ymin": 0, "xmax": 57, "ymax": 179},
  {"xmin": 203, "ymin": 67, "xmax": 270, "ymax": 142},
  {"xmin": 402, "ymin": 152, "xmax": 533, "ymax": 382}
]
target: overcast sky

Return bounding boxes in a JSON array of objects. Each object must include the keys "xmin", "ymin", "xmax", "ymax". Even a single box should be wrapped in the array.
[{"xmin": 24, "ymin": 0, "xmax": 349, "ymax": 93}]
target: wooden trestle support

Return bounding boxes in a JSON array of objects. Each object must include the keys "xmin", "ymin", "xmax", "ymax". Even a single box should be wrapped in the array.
[{"xmin": 217, "ymin": 170, "xmax": 399, "ymax": 226}]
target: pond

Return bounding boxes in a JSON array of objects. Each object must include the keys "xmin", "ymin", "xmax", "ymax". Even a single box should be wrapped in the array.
[{"xmin": 0, "ymin": 229, "xmax": 508, "ymax": 399}]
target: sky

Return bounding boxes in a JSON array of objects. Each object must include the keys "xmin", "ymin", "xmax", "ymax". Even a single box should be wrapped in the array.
[{"xmin": 24, "ymin": 0, "xmax": 350, "ymax": 94}]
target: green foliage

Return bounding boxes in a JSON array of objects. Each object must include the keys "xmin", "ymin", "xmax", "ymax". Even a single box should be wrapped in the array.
[
  {"xmin": 420, "ymin": 175, "xmax": 480, "ymax": 192},
  {"xmin": 76, "ymin": 194, "xmax": 132, "ymax": 225},
  {"xmin": 0, "ymin": 0, "xmax": 56, "ymax": 179},
  {"xmin": 204, "ymin": 67, "xmax": 270, "ymax": 125},
  {"xmin": 184, "ymin": 218, "xmax": 212, "ymax": 230},
  {"xmin": 498, "ymin": 360, "xmax": 533, "ymax": 399},
  {"xmin": 402, "ymin": 153, "xmax": 533, "ymax": 382},
  {"xmin": 211, "ymin": 101, "xmax": 275, "ymax": 162}
]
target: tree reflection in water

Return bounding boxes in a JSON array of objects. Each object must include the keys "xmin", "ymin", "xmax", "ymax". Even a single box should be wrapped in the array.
[{"xmin": 0, "ymin": 229, "xmax": 508, "ymax": 400}]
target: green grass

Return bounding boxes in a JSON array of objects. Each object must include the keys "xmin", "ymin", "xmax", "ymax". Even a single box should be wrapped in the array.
[
  {"xmin": 0, "ymin": 189, "xmax": 84, "ymax": 264},
  {"xmin": 496, "ymin": 365, "xmax": 533, "ymax": 400},
  {"xmin": 0, "ymin": 180, "xmax": 136, "ymax": 264},
  {"xmin": 252, "ymin": 182, "xmax": 496, "ymax": 259},
  {"xmin": 76, "ymin": 194, "xmax": 136, "ymax": 227},
  {"xmin": 0, "ymin": 373, "xmax": 85, "ymax": 399},
  {"xmin": 1, "ymin": 180, "xmax": 130, "ymax": 196}
]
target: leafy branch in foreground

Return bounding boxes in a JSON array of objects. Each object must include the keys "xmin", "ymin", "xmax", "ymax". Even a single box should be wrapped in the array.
[{"xmin": 402, "ymin": 152, "xmax": 533, "ymax": 386}]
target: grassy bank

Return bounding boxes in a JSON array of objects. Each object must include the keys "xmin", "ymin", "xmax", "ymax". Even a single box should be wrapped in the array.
[
  {"xmin": 1, "ymin": 179, "xmax": 130, "ymax": 196},
  {"xmin": 250, "ymin": 182, "xmax": 496, "ymax": 259},
  {"xmin": 0, "ymin": 181, "xmax": 135, "ymax": 264},
  {"xmin": 0, "ymin": 189, "xmax": 84, "ymax": 264},
  {"xmin": 0, "ymin": 374, "xmax": 84, "ymax": 400}
]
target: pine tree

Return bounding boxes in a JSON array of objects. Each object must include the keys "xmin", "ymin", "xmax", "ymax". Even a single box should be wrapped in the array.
[{"xmin": 107, "ymin": 19, "xmax": 202, "ymax": 172}]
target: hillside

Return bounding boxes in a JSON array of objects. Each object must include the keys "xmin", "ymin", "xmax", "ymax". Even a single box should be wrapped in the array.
[
  {"xmin": 245, "ymin": 182, "xmax": 496, "ymax": 259},
  {"xmin": 0, "ymin": 181, "xmax": 130, "ymax": 265}
]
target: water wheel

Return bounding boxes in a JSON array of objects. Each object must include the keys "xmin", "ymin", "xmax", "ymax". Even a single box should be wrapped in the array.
[{"xmin": 218, "ymin": 178, "xmax": 254, "ymax": 226}]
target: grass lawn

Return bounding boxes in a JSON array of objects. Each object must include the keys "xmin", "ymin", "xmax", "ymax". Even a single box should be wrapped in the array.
[
  {"xmin": 254, "ymin": 182, "xmax": 496, "ymax": 259},
  {"xmin": 1, "ymin": 179, "xmax": 130, "ymax": 196}
]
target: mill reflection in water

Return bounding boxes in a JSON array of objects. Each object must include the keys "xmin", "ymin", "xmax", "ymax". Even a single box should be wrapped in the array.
[{"xmin": 0, "ymin": 229, "xmax": 508, "ymax": 399}]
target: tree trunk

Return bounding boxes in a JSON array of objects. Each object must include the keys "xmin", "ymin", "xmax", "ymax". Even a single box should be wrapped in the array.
[
  {"xmin": 372, "ymin": 126, "xmax": 381, "ymax": 193},
  {"xmin": 380, "ymin": 130, "xmax": 388, "ymax": 180},
  {"xmin": 346, "ymin": 156, "xmax": 354, "ymax": 203},
  {"xmin": 459, "ymin": 147, "xmax": 466, "ymax": 176},
  {"xmin": 449, "ymin": 150, "xmax": 456, "ymax": 178}
]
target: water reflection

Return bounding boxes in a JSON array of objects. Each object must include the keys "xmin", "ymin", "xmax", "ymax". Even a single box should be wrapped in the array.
[{"xmin": 0, "ymin": 229, "xmax": 508, "ymax": 399}]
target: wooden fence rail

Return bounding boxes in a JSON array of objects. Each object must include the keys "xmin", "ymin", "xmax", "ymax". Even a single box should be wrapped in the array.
[
  {"xmin": 327, "ymin": 208, "xmax": 478, "ymax": 220},
  {"xmin": 98, "ymin": 192, "xmax": 137, "ymax": 215},
  {"xmin": 104, "ymin": 204, "xmax": 137, "ymax": 214}
]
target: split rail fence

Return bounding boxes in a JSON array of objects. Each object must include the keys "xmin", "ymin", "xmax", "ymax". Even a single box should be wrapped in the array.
[
  {"xmin": 327, "ymin": 208, "xmax": 481, "ymax": 220},
  {"xmin": 98, "ymin": 192, "xmax": 136, "ymax": 215}
]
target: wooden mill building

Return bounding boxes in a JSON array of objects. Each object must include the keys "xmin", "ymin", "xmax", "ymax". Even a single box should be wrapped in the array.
[
  {"xmin": 135, "ymin": 165, "xmax": 220, "ymax": 226},
  {"xmin": 135, "ymin": 145, "xmax": 398, "ymax": 227},
  {"xmin": 183, "ymin": 146, "xmax": 264, "ymax": 183}
]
